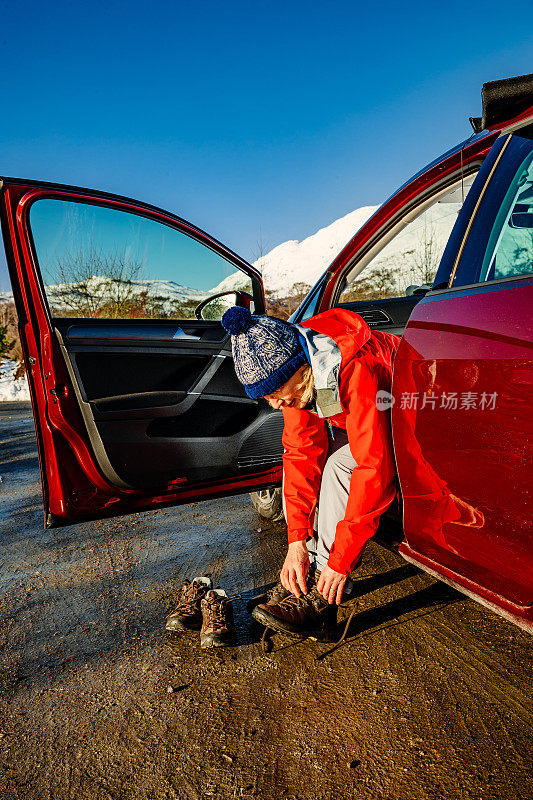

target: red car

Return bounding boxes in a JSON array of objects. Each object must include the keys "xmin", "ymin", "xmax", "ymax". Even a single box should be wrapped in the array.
[{"xmin": 1, "ymin": 74, "xmax": 532, "ymax": 633}]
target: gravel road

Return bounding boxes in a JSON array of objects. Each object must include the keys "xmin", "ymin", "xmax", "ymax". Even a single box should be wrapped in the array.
[{"xmin": 0, "ymin": 402, "xmax": 531, "ymax": 800}]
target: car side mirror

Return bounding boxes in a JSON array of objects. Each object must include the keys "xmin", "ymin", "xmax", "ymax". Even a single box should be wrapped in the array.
[
  {"xmin": 405, "ymin": 283, "xmax": 432, "ymax": 297},
  {"xmin": 194, "ymin": 290, "xmax": 254, "ymax": 321}
]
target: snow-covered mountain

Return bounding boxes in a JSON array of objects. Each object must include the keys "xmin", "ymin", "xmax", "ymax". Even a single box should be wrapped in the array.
[
  {"xmin": 0, "ymin": 276, "xmax": 206, "ymax": 317},
  {"xmin": 212, "ymin": 206, "xmax": 378, "ymax": 296}
]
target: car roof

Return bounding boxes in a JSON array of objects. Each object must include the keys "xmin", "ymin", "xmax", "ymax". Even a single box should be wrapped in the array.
[{"xmin": 380, "ymin": 130, "xmax": 493, "ymax": 209}]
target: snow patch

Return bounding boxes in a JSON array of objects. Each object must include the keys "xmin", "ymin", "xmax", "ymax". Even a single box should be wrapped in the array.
[{"xmin": 0, "ymin": 360, "xmax": 30, "ymax": 402}]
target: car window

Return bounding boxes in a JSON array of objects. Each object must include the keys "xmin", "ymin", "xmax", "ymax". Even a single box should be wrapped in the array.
[
  {"xmin": 338, "ymin": 175, "xmax": 477, "ymax": 302},
  {"xmin": 293, "ymin": 277, "xmax": 324, "ymax": 322},
  {"xmin": 453, "ymin": 134, "xmax": 533, "ymax": 287},
  {"xmin": 28, "ymin": 199, "xmax": 251, "ymax": 320},
  {"xmin": 479, "ymin": 148, "xmax": 533, "ymax": 281}
]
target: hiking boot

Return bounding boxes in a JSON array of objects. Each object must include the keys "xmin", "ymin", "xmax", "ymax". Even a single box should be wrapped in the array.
[
  {"xmin": 200, "ymin": 589, "xmax": 236, "ymax": 649},
  {"xmin": 246, "ymin": 580, "xmax": 291, "ymax": 613},
  {"xmin": 252, "ymin": 583, "xmax": 337, "ymax": 639},
  {"xmin": 165, "ymin": 576, "xmax": 213, "ymax": 632},
  {"xmin": 266, "ymin": 580, "xmax": 291, "ymax": 605}
]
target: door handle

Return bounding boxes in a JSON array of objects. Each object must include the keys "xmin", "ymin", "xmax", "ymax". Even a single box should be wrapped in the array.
[{"xmin": 172, "ymin": 328, "xmax": 201, "ymax": 341}]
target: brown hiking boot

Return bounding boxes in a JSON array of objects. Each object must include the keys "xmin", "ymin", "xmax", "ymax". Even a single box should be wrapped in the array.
[
  {"xmin": 246, "ymin": 580, "xmax": 291, "ymax": 613},
  {"xmin": 252, "ymin": 582, "xmax": 337, "ymax": 639},
  {"xmin": 200, "ymin": 590, "xmax": 236, "ymax": 649},
  {"xmin": 165, "ymin": 576, "xmax": 213, "ymax": 632},
  {"xmin": 266, "ymin": 580, "xmax": 292, "ymax": 605}
]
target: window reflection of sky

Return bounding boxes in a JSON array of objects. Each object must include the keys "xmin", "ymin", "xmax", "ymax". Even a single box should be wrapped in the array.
[
  {"xmin": 28, "ymin": 199, "xmax": 239, "ymax": 292},
  {"xmin": 491, "ymin": 154, "xmax": 533, "ymax": 280}
]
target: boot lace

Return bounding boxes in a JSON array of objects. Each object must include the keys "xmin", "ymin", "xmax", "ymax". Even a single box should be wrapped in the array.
[
  {"xmin": 203, "ymin": 596, "xmax": 229, "ymax": 632},
  {"xmin": 266, "ymin": 581, "xmax": 288, "ymax": 602},
  {"xmin": 172, "ymin": 580, "xmax": 206, "ymax": 615},
  {"xmin": 277, "ymin": 584, "xmax": 325, "ymax": 612}
]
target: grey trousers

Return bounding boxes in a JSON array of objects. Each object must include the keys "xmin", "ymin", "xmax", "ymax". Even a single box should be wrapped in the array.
[{"xmin": 284, "ymin": 426, "xmax": 357, "ymax": 591}]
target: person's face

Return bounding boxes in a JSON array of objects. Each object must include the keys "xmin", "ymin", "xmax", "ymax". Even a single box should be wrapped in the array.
[{"xmin": 263, "ymin": 366, "xmax": 308, "ymax": 410}]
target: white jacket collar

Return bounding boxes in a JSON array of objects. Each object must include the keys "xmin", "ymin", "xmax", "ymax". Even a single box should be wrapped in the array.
[{"xmin": 294, "ymin": 324, "xmax": 343, "ymax": 418}]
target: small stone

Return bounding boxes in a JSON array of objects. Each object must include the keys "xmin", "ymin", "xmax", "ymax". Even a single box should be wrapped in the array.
[
  {"xmin": 167, "ymin": 685, "xmax": 174, "ymax": 693},
  {"xmin": 221, "ymin": 753, "xmax": 234, "ymax": 764}
]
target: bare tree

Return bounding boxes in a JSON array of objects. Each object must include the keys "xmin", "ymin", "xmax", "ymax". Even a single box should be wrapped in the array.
[
  {"xmin": 405, "ymin": 220, "xmax": 441, "ymax": 287},
  {"xmin": 264, "ymin": 289, "xmax": 290, "ymax": 319},
  {"xmin": 251, "ymin": 227, "xmax": 269, "ymax": 277},
  {"xmin": 48, "ymin": 245, "xmax": 149, "ymax": 318},
  {"xmin": 286, "ymin": 282, "xmax": 312, "ymax": 315},
  {"xmin": 263, "ymin": 282, "xmax": 313, "ymax": 320},
  {"xmin": 497, "ymin": 230, "xmax": 533, "ymax": 278},
  {"xmin": 341, "ymin": 221, "xmax": 441, "ymax": 302},
  {"xmin": 341, "ymin": 264, "xmax": 398, "ymax": 303}
]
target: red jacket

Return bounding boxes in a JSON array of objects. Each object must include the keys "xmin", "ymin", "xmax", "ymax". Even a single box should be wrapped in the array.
[{"xmin": 282, "ymin": 308, "xmax": 400, "ymax": 575}]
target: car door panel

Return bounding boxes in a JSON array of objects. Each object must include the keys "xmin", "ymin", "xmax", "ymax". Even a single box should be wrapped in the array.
[{"xmin": 56, "ymin": 321, "xmax": 276, "ymax": 490}]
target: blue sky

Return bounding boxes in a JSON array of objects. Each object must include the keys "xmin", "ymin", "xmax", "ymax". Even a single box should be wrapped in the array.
[{"xmin": 0, "ymin": 0, "xmax": 532, "ymax": 292}]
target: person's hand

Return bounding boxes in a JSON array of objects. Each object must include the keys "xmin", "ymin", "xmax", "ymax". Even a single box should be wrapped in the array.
[
  {"xmin": 317, "ymin": 565, "xmax": 347, "ymax": 605},
  {"xmin": 280, "ymin": 541, "xmax": 310, "ymax": 597}
]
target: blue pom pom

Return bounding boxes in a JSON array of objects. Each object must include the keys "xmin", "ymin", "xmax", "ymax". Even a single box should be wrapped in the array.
[{"xmin": 221, "ymin": 306, "xmax": 254, "ymax": 334}]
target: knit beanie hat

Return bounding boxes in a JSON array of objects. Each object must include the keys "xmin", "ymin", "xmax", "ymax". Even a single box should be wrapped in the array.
[{"xmin": 221, "ymin": 306, "xmax": 308, "ymax": 399}]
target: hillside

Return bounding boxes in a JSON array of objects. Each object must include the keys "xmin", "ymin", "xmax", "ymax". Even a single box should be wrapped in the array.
[{"xmin": 212, "ymin": 206, "xmax": 378, "ymax": 296}]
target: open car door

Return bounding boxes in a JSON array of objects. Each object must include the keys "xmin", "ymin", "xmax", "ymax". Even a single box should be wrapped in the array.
[{"xmin": 0, "ymin": 180, "xmax": 284, "ymax": 526}]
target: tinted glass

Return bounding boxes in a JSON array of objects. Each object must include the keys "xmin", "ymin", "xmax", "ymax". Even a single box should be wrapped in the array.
[
  {"xmin": 29, "ymin": 199, "xmax": 251, "ymax": 319},
  {"xmin": 338, "ymin": 175, "xmax": 477, "ymax": 303},
  {"xmin": 480, "ymin": 149, "xmax": 533, "ymax": 281},
  {"xmin": 453, "ymin": 134, "xmax": 533, "ymax": 286}
]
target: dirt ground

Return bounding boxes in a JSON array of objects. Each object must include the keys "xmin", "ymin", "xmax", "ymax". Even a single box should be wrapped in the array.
[{"xmin": 0, "ymin": 402, "xmax": 532, "ymax": 800}]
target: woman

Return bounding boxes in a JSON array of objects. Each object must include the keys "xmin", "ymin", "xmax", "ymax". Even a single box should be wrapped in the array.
[{"xmin": 221, "ymin": 304, "xmax": 400, "ymax": 638}]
